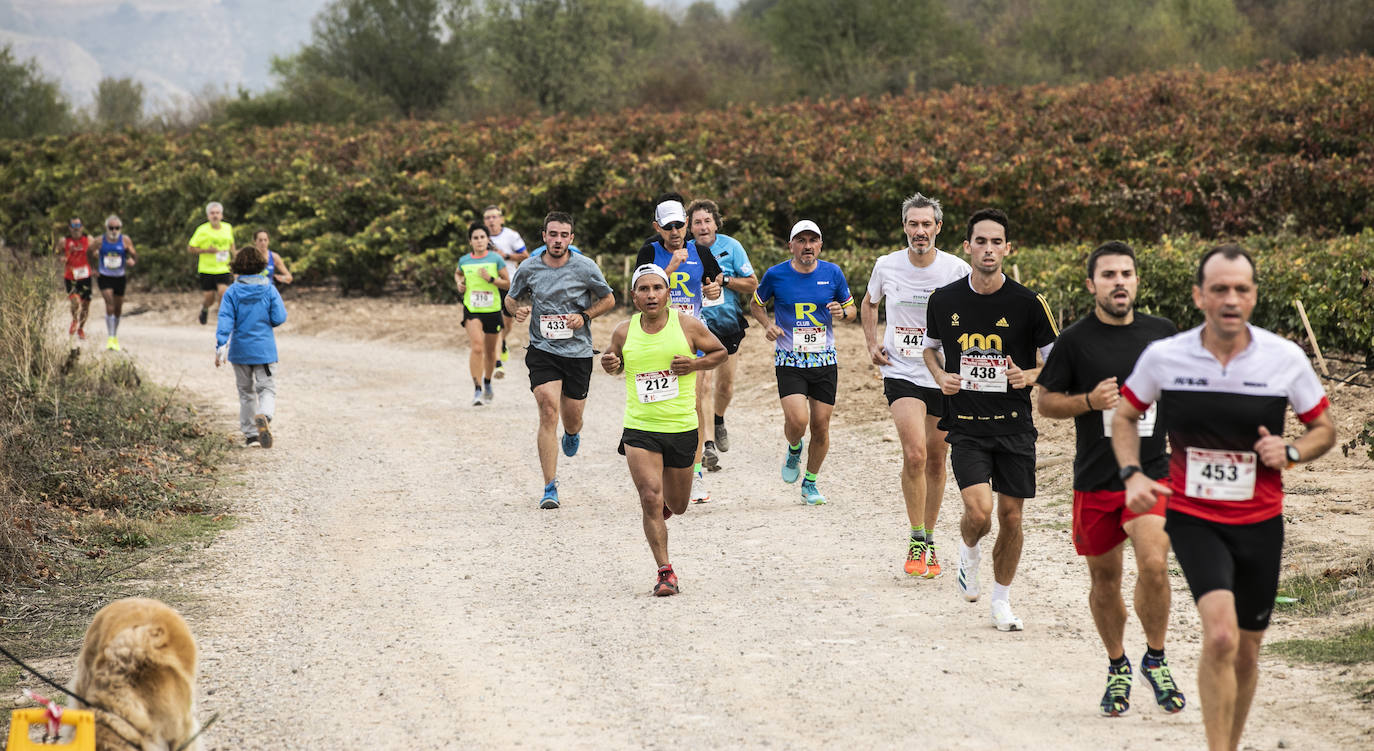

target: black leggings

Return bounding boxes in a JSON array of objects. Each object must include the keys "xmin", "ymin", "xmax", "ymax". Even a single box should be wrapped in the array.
[{"xmin": 1166, "ymin": 509, "xmax": 1284, "ymax": 631}]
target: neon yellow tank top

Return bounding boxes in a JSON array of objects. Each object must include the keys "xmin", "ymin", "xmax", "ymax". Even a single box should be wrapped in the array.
[
  {"xmin": 458, "ymin": 252, "xmax": 503, "ymax": 313},
  {"xmin": 623, "ymin": 309, "xmax": 697, "ymax": 433}
]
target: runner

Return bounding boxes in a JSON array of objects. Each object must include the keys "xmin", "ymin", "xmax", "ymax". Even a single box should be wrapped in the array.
[
  {"xmin": 922, "ymin": 208, "xmax": 1058, "ymax": 631},
  {"xmin": 215, "ymin": 246, "xmax": 287, "ymax": 448},
  {"xmin": 601, "ymin": 263, "xmax": 727, "ymax": 596},
  {"xmin": 188, "ymin": 201, "xmax": 236, "ymax": 325},
  {"xmin": 94, "ymin": 215, "xmax": 137, "ymax": 351},
  {"xmin": 454, "ymin": 222, "xmax": 511, "ymax": 405},
  {"xmin": 484, "ymin": 205, "xmax": 528, "ymax": 378},
  {"xmin": 749, "ymin": 219, "xmax": 855, "ymax": 506},
  {"xmin": 687, "ymin": 198, "xmax": 758, "ymax": 472},
  {"xmin": 862, "ymin": 193, "xmax": 970, "ymax": 578},
  {"xmin": 252, "ymin": 229, "xmax": 293, "ymax": 286},
  {"xmin": 505, "ymin": 211, "xmax": 616, "ymax": 509},
  {"xmin": 1036, "ymin": 241, "xmax": 1184, "ymax": 716},
  {"xmin": 55, "ymin": 216, "xmax": 93, "ymax": 339},
  {"xmin": 1113, "ymin": 245, "xmax": 1335, "ymax": 751},
  {"xmin": 634, "ymin": 194, "xmax": 722, "ymax": 502}
]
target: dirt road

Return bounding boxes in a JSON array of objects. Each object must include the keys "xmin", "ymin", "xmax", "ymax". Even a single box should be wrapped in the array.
[{"xmin": 115, "ymin": 294, "xmax": 1369, "ymax": 750}]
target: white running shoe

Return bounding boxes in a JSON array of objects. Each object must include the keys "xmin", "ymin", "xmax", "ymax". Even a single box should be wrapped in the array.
[
  {"xmin": 957, "ymin": 544, "xmax": 981, "ymax": 602},
  {"xmin": 990, "ymin": 599, "xmax": 1024, "ymax": 631},
  {"xmin": 691, "ymin": 472, "xmax": 711, "ymax": 504}
]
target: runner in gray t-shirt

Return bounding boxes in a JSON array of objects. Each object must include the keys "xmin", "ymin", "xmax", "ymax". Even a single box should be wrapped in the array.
[{"xmin": 504, "ymin": 211, "xmax": 616, "ymax": 510}]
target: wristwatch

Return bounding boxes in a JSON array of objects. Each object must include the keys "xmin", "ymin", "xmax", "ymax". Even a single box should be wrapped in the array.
[
  {"xmin": 1118, "ymin": 464, "xmax": 1143, "ymax": 482},
  {"xmin": 579, "ymin": 312, "xmax": 591, "ymax": 326},
  {"xmin": 721, "ymin": 275, "xmax": 732, "ymax": 289},
  {"xmin": 1285, "ymin": 443, "xmax": 1300, "ymax": 467}
]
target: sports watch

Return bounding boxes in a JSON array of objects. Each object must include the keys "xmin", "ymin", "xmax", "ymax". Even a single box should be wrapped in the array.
[
  {"xmin": 1118, "ymin": 464, "xmax": 1143, "ymax": 482},
  {"xmin": 721, "ymin": 275, "xmax": 732, "ymax": 289},
  {"xmin": 1285, "ymin": 444, "xmax": 1300, "ymax": 467}
]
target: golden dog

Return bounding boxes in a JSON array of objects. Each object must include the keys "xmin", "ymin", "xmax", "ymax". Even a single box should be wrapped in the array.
[{"xmin": 68, "ymin": 597, "xmax": 200, "ymax": 751}]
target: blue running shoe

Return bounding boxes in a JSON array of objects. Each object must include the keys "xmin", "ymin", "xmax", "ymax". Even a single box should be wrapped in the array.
[
  {"xmin": 801, "ymin": 479, "xmax": 827, "ymax": 505},
  {"xmin": 781, "ymin": 440, "xmax": 803, "ymax": 483},
  {"xmin": 1140, "ymin": 653, "xmax": 1185, "ymax": 713},
  {"xmin": 539, "ymin": 480, "xmax": 560, "ymax": 509},
  {"xmin": 561, "ymin": 432, "xmax": 580, "ymax": 457},
  {"xmin": 1101, "ymin": 659, "xmax": 1133, "ymax": 717}
]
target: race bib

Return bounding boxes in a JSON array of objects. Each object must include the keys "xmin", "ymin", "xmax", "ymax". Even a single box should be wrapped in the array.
[
  {"xmin": 71, "ymin": 265, "xmax": 90, "ymax": 280},
  {"xmin": 215, "ymin": 250, "xmax": 230, "ymax": 263},
  {"xmin": 702, "ymin": 292, "xmax": 725, "ymax": 308},
  {"xmin": 894, "ymin": 326, "xmax": 925, "ymax": 358},
  {"xmin": 470, "ymin": 290, "xmax": 494, "ymax": 308},
  {"xmin": 670, "ymin": 302, "xmax": 695, "ymax": 317},
  {"xmin": 959, "ymin": 355, "xmax": 1008, "ymax": 392},
  {"xmin": 539, "ymin": 314, "xmax": 574, "ymax": 340},
  {"xmin": 635, "ymin": 370, "xmax": 679, "ymax": 403},
  {"xmin": 101, "ymin": 254, "xmax": 123, "ymax": 270},
  {"xmin": 1185, "ymin": 448, "xmax": 1258, "ymax": 501},
  {"xmin": 1102, "ymin": 403, "xmax": 1157, "ymax": 438},
  {"xmin": 792, "ymin": 326, "xmax": 826, "ymax": 353}
]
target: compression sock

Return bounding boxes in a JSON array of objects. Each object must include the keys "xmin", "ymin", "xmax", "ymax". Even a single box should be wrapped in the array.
[
  {"xmin": 789, "ymin": 441, "xmax": 802, "ymax": 453},
  {"xmin": 483, "ymin": 378, "xmax": 492, "ymax": 387},
  {"xmin": 1145, "ymin": 646, "xmax": 1166, "ymax": 661},
  {"xmin": 714, "ymin": 414, "xmax": 725, "ymax": 426},
  {"xmin": 105, "ymin": 315, "xmax": 115, "ymax": 336},
  {"xmin": 111, "ymin": 316, "xmax": 119, "ymax": 335}
]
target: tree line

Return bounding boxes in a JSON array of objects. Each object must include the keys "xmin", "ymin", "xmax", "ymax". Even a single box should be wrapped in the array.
[{"xmin": 3, "ymin": 0, "xmax": 1373, "ymax": 137}]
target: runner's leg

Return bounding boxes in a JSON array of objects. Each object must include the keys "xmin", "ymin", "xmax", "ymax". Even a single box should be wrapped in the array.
[
  {"xmin": 780, "ymin": 393, "xmax": 808, "ymax": 447},
  {"xmin": 923, "ymin": 417, "xmax": 948, "ymax": 532},
  {"xmin": 1124, "ymin": 514, "xmax": 1172, "ymax": 650},
  {"xmin": 215, "ymin": 283, "xmax": 229, "ymax": 310},
  {"xmin": 804, "ymin": 399, "xmax": 834, "ymax": 475},
  {"xmin": 201, "ymin": 288, "xmax": 215, "ymax": 313},
  {"xmin": 714, "ymin": 351, "xmax": 737, "ymax": 418},
  {"xmin": 561, "ymin": 393, "xmax": 585, "ymax": 438},
  {"xmin": 1195, "ymin": 590, "xmax": 1241, "ymax": 751},
  {"xmin": 1231, "ymin": 629, "xmax": 1265, "ymax": 750},
  {"xmin": 889, "ymin": 397, "xmax": 930, "ymax": 529},
  {"xmin": 960, "ymin": 483, "xmax": 994, "ymax": 547},
  {"xmin": 700, "ymin": 368, "xmax": 716, "ymax": 444},
  {"xmin": 482, "ymin": 331, "xmax": 500, "ymax": 380},
  {"xmin": 991, "ymin": 493, "xmax": 1025, "ymax": 586},
  {"xmin": 532, "ymin": 381, "xmax": 562, "ymax": 484},
  {"xmin": 1085, "ymin": 544, "xmax": 1128, "ymax": 658},
  {"xmin": 627, "ymin": 445, "xmax": 671, "ymax": 566},
  {"xmin": 464, "ymin": 318, "xmax": 484, "ymax": 386}
]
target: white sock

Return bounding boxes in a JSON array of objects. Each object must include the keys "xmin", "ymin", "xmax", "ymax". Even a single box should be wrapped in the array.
[
  {"xmin": 111, "ymin": 316, "xmax": 119, "ymax": 335},
  {"xmin": 992, "ymin": 582, "xmax": 1010, "ymax": 603},
  {"xmin": 105, "ymin": 315, "xmax": 115, "ymax": 336},
  {"xmin": 959, "ymin": 540, "xmax": 980, "ymax": 561}
]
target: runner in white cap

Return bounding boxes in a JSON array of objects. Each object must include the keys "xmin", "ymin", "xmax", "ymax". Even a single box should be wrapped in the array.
[
  {"xmin": 750, "ymin": 219, "xmax": 855, "ymax": 505},
  {"xmin": 602, "ymin": 263, "xmax": 726, "ymax": 596},
  {"xmin": 635, "ymin": 192, "xmax": 723, "ymax": 503},
  {"xmin": 863, "ymin": 192, "xmax": 969, "ymax": 577}
]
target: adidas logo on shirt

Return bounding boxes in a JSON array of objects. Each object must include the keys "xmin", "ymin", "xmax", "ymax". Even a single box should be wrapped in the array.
[{"xmin": 995, "ymin": 317, "xmax": 1009, "ymax": 327}]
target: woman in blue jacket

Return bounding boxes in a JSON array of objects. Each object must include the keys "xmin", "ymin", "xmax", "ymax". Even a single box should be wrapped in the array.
[{"xmin": 215, "ymin": 246, "xmax": 287, "ymax": 447}]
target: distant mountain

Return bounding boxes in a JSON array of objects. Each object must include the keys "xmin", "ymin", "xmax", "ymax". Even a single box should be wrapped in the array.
[{"xmin": 0, "ymin": 0, "xmax": 329, "ymax": 112}]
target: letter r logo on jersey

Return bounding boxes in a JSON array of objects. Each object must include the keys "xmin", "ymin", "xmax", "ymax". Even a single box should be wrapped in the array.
[
  {"xmin": 670, "ymin": 271, "xmax": 694, "ymax": 297},
  {"xmin": 794, "ymin": 302, "xmax": 820, "ymax": 326}
]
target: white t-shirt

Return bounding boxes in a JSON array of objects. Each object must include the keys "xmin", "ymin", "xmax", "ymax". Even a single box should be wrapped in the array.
[
  {"xmin": 488, "ymin": 227, "xmax": 527, "ymax": 274},
  {"xmin": 866, "ymin": 248, "xmax": 971, "ymax": 386}
]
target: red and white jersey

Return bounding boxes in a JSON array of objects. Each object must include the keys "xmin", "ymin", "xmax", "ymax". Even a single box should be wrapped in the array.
[
  {"xmin": 62, "ymin": 235, "xmax": 91, "ymax": 280},
  {"xmin": 1122, "ymin": 323, "xmax": 1329, "ymax": 525}
]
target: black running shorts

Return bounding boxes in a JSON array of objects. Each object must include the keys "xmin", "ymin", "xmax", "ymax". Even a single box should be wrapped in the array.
[
  {"xmin": 65, "ymin": 278, "xmax": 92, "ymax": 300},
  {"xmin": 526, "ymin": 345, "xmax": 593, "ymax": 400},
  {"xmin": 1166, "ymin": 509, "xmax": 1284, "ymax": 631},
  {"xmin": 96, "ymin": 275, "xmax": 127, "ymax": 296},
  {"xmin": 198, "ymin": 272, "xmax": 232, "ymax": 291},
  {"xmin": 883, "ymin": 377, "xmax": 945, "ymax": 417},
  {"xmin": 619, "ymin": 428, "xmax": 699, "ymax": 469},
  {"xmin": 775, "ymin": 364, "xmax": 838, "ymax": 405},
  {"xmin": 463, "ymin": 308, "xmax": 503, "ymax": 335},
  {"xmin": 948, "ymin": 431, "xmax": 1037, "ymax": 498}
]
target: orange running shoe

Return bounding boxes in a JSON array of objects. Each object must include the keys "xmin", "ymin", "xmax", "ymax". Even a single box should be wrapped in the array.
[
  {"xmin": 921, "ymin": 543, "xmax": 943, "ymax": 579},
  {"xmin": 653, "ymin": 565, "xmax": 679, "ymax": 596},
  {"xmin": 904, "ymin": 538, "xmax": 928, "ymax": 576}
]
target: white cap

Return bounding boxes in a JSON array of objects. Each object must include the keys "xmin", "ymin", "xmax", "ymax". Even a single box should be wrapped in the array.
[
  {"xmin": 789, "ymin": 219, "xmax": 822, "ymax": 241},
  {"xmin": 632, "ymin": 263, "xmax": 670, "ymax": 288},
  {"xmin": 654, "ymin": 200, "xmax": 687, "ymax": 227}
]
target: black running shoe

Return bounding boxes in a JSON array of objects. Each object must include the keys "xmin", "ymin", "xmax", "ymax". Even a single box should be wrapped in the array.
[
  {"xmin": 703, "ymin": 441, "xmax": 721, "ymax": 471},
  {"xmin": 198, "ymin": 308, "xmax": 208, "ymax": 325}
]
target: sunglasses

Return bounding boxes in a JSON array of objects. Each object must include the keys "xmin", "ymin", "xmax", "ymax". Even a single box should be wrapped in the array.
[
  {"xmin": 107, "ymin": 224, "xmax": 121, "ymax": 230},
  {"xmin": 70, "ymin": 222, "xmax": 82, "ymax": 228},
  {"xmin": 661, "ymin": 221, "xmax": 685, "ymax": 231}
]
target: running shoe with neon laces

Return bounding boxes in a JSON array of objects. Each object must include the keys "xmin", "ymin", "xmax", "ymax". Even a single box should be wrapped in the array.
[
  {"xmin": 105, "ymin": 336, "xmax": 117, "ymax": 351},
  {"xmin": 800, "ymin": 479, "xmax": 827, "ymax": 505},
  {"xmin": 905, "ymin": 538, "xmax": 928, "ymax": 576},
  {"xmin": 561, "ymin": 432, "xmax": 580, "ymax": 457},
  {"xmin": 703, "ymin": 441, "xmax": 721, "ymax": 471},
  {"xmin": 483, "ymin": 384, "xmax": 494, "ymax": 403},
  {"xmin": 111, "ymin": 336, "xmax": 120, "ymax": 351},
  {"xmin": 653, "ymin": 565, "xmax": 679, "ymax": 596},
  {"xmin": 539, "ymin": 480, "xmax": 559, "ymax": 509},
  {"xmin": 920, "ymin": 543, "xmax": 943, "ymax": 579},
  {"xmin": 254, "ymin": 414, "xmax": 273, "ymax": 448},
  {"xmin": 957, "ymin": 545, "xmax": 981, "ymax": 601},
  {"xmin": 500, "ymin": 341, "xmax": 510, "ymax": 362},
  {"xmin": 781, "ymin": 440, "xmax": 803, "ymax": 483},
  {"xmin": 989, "ymin": 599, "xmax": 1023, "ymax": 631},
  {"xmin": 1139, "ymin": 653, "xmax": 1186, "ymax": 713},
  {"xmin": 715, "ymin": 422, "xmax": 730, "ymax": 452},
  {"xmin": 691, "ymin": 473, "xmax": 711, "ymax": 504},
  {"xmin": 1100, "ymin": 659, "xmax": 1133, "ymax": 717}
]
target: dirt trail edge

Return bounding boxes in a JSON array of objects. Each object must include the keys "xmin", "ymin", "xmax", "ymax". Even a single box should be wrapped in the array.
[{"xmin": 119, "ymin": 313, "xmax": 1363, "ymax": 751}]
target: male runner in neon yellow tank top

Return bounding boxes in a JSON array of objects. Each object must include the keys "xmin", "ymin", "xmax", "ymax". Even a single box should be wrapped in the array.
[{"xmin": 601, "ymin": 264, "xmax": 726, "ymax": 596}]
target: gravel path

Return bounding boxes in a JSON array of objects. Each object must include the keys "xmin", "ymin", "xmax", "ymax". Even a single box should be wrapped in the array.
[{"xmin": 114, "ymin": 309, "xmax": 1364, "ymax": 750}]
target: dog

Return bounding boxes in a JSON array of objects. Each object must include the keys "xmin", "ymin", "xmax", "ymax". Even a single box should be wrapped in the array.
[{"xmin": 68, "ymin": 597, "xmax": 201, "ymax": 751}]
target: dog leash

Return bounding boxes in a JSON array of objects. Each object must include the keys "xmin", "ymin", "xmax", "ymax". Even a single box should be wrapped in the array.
[{"xmin": 1, "ymin": 642, "xmax": 217, "ymax": 749}]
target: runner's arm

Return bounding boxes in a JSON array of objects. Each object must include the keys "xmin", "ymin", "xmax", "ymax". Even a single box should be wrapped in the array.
[
  {"xmin": 272, "ymin": 253, "xmax": 293, "ymax": 284},
  {"xmin": 568, "ymin": 292, "xmax": 616, "ymax": 330},
  {"xmin": 1038, "ymin": 377, "xmax": 1119, "ymax": 418},
  {"xmin": 724, "ymin": 271, "xmax": 758, "ymax": 297},
  {"xmin": 123, "ymin": 235, "xmax": 137, "ymax": 266},
  {"xmin": 495, "ymin": 266, "xmax": 511, "ymax": 291},
  {"xmin": 1111, "ymin": 400, "xmax": 1172, "ymax": 511},
  {"xmin": 922, "ymin": 342, "xmax": 961, "ymax": 395},
  {"xmin": 1256, "ymin": 410, "xmax": 1336, "ymax": 470},
  {"xmin": 860, "ymin": 293, "xmax": 890, "ymax": 366},
  {"xmin": 682, "ymin": 315, "xmax": 727, "ymax": 372},
  {"xmin": 600, "ymin": 321, "xmax": 629, "ymax": 375},
  {"xmin": 454, "ymin": 266, "xmax": 465, "ymax": 293}
]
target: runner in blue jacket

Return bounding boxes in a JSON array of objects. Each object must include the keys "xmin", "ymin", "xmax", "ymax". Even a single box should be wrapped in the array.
[{"xmin": 216, "ymin": 247, "xmax": 288, "ymax": 448}]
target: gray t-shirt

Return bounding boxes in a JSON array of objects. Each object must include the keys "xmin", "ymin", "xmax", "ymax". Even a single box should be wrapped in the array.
[{"xmin": 507, "ymin": 253, "xmax": 613, "ymax": 358}]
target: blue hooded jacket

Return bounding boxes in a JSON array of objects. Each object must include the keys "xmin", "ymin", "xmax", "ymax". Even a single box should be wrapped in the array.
[{"xmin": 216, "ymin": 275, "xmax": 287, "ymax": 364}]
